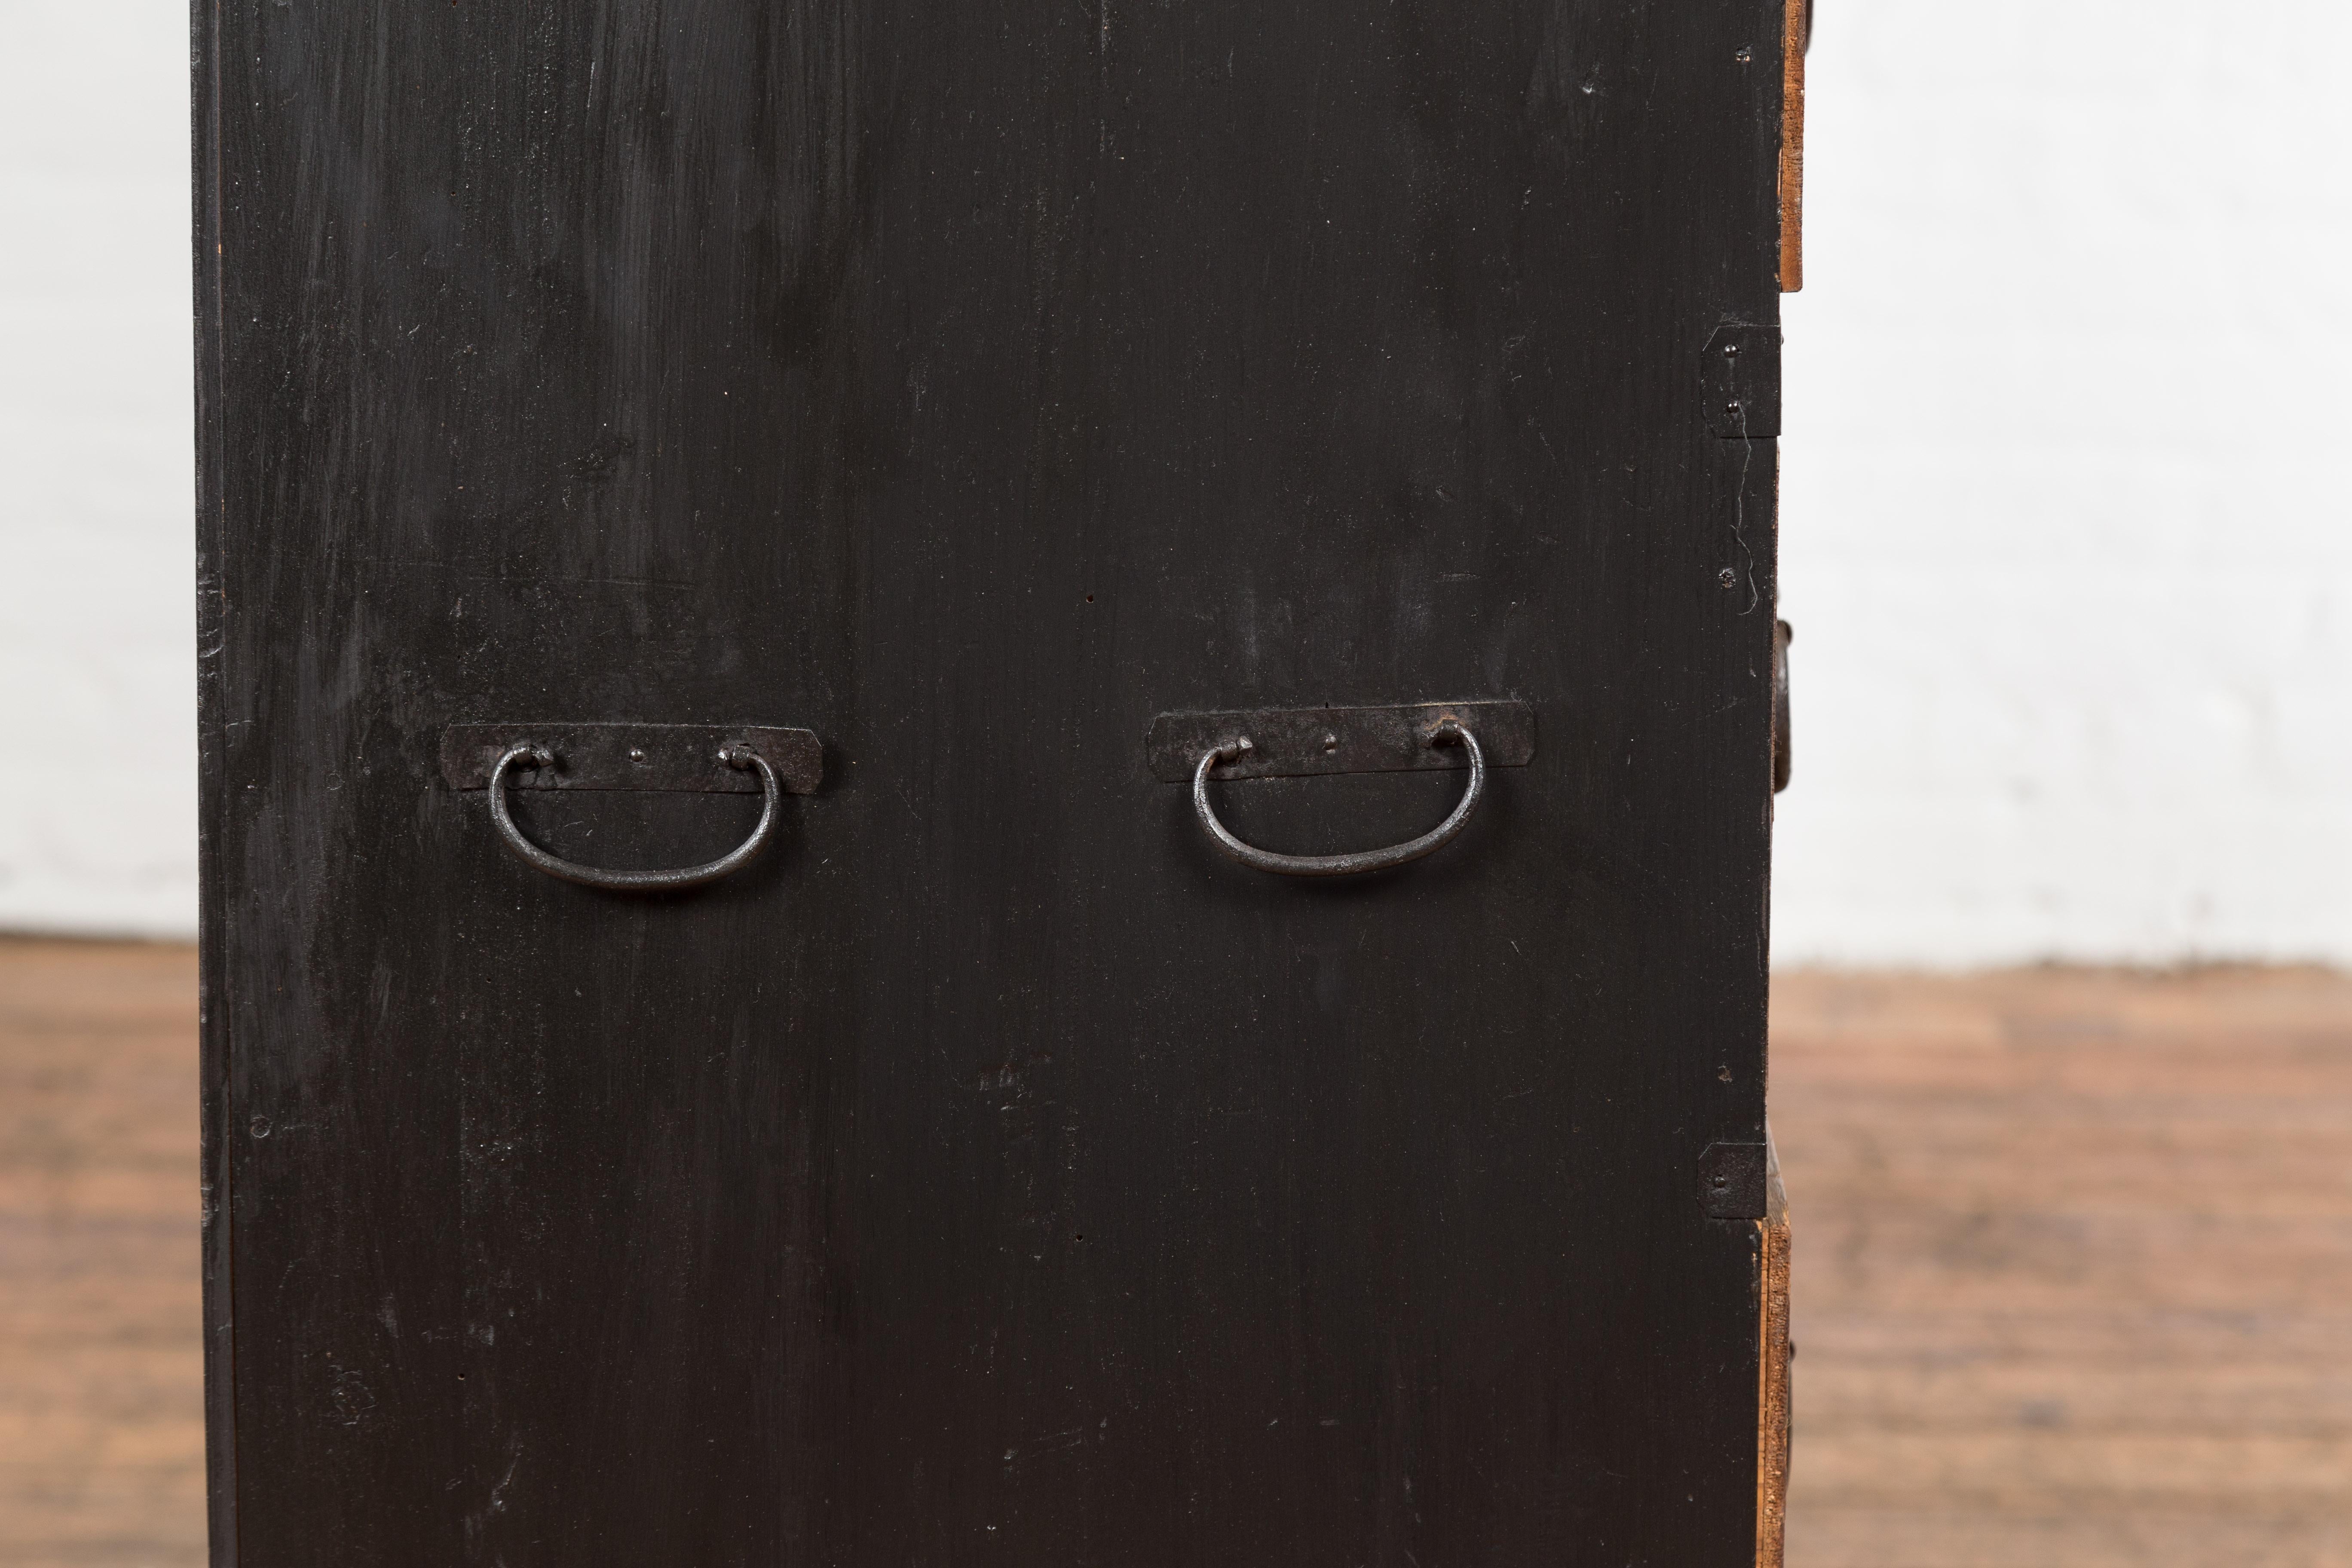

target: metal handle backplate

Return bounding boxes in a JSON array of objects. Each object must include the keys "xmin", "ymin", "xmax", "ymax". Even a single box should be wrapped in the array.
[{"xmin": 441, "ymin": 723, "xmax": 821, "ymax": 796}]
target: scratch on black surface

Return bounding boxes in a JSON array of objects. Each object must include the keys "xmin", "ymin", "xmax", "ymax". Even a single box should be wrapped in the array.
[{"xmin": 1730, "ymin": 405, "xmax": 1761, "ymax": 615}]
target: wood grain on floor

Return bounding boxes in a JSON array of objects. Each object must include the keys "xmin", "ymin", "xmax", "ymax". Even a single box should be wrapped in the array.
[
  {"xmin": 1, "ymin": 941, "xmax": 2346, "ymax": 1565},
  {"xmin": 0, "ymin": 939, "xmax": 203, "ymax": 1568},
  {"xmin": 1774, "ymin": 967, "xmax": 2352, "ymax": 1567}
]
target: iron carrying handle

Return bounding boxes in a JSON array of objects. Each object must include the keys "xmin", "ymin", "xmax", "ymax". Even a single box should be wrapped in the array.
[
  {"xmin": 489, "ymin": 741, "xmax": 781, "ymax": 891},
  {"xmin": 1191, "ymin": 720, "xmax": 1485, "ymax": 877}
]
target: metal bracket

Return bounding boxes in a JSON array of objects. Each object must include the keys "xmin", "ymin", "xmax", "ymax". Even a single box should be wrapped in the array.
[
  {"xmin": 1145, "ymin": 701, "xmax": 1535, "ymax": 784},
  {"xmin": 1773, "ymin": 619, "xmax": 1793, "ymax": 794},
  {"xmin": 1701, "ymin": 323, "xmax": 1782, "ymax": 439},
  {"xmin": 439, "ymin": 723, "xmax": 823, "ymax": 796},
  {"xmin": 1697, "ymin": 1140, "xmax": 1768, "ymax": 1219}
]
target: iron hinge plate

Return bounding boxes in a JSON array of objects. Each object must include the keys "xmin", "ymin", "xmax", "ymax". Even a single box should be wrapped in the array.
[
  {"xmin": 1702, "ymin": 322, "xmax": 1782, "ymax": 439},
  {"xmin": 1698, "ymin": 1140, "xmax": 1769, "ymax": 1219}
]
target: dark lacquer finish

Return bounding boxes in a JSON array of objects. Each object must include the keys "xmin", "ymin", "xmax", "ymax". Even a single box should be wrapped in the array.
[{"xmin": 196, "ymin": 0, "xmax": 1782, "ymax": 1562}]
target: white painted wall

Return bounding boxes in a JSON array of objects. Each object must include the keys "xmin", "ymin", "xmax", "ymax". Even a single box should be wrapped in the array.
[
  {"xmin": 1772, "ymin": 0, "xmax": 2352, "ymax": 965},
  {"xmin": 2, "ymin": 2, "xmax": 2346, "ymax": 961},
  {"xmin": 0, "ymin": 1, "xmax": 196, "ymax": 938}
]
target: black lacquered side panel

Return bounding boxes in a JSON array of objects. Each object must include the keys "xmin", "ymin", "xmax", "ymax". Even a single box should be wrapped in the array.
[{"xmin": 200, "ymin": 0, "xmax": 1782, "ymax": 1562}]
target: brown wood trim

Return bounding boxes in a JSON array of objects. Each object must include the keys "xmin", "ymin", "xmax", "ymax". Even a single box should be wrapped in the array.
[
  {"xmin": 1779, "ymin": 0, "xmax": 1806, "ymax": 291},
  {"xmin": 1755, "ymin": 1134, "xmax": 1792, "ymax": 1567}
]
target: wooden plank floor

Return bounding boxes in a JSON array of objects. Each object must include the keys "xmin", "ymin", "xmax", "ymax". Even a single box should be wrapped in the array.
[
  {"xmin": 0, "ymin": 939, "xmax": 204, "ymax": 1568},
  {"xmin": 1775, "ymin": 967, "xmax": 2352, "ymax": 1566},
  {"xmin": 1, "ymin": 940, "xmax": 2346, "ymax": 1565}
]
